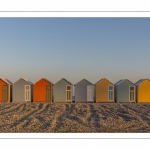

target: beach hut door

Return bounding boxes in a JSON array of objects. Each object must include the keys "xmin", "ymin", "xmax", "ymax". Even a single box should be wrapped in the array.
[
  {"xmin": 87, "ymin": 85, "xmax": 94, "ymax": 101},
  {"xmin": 46, "ymin": 85, "xmax": 51, "ymax": 101},
  {"xmin": 129, "ymin": 86, "xmax": 135, "ymax": 102},
  {"xmin": 2, "ymin": 85, "xmax": 8, "ymax": 101},
  {"xmin": 24, "ymin": 85, "xmax": 30, "ymax": 101},
  {"xmin": 108, "ymin": 86, "xmax": 114, "ymax": 101},
  {"xmin": 66, "ymin": 85, "xmax": 71, "ymax": 101}
]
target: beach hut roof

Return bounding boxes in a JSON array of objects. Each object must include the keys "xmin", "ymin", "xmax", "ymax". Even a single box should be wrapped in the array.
[
  {"xmin": 94, "ymin": 78, "xmax": 113, "ymax": 85},
  {"xmin": 115, "ymin": 79, "xmax": 134, "ymax": 86},
  {"xmin": 115, "ymin": 79, "xmax": 125, "ymax": 85},
  {"xmin": 135, "ymin": 78, "xmax": 150, "ymax": 85},
  {"xmin": 55, "ymin": 78, "xmax": 73, "ymax": 85},
  {"xmin": 43, "ymin": 78, "xmax": 54, "ymax": 85},
  {"xmin": 74, "ymin": 79, "xmax": 93, "ymax": 86},
  {"xmin": 22, "ymin": 78, "xmax": 33, "ymax": 85},
  {"xmin": 0, "ymin": 78, "xmax": 12, "ymax": 85},
  {"xmin": 35, "ymin": 78, "xmax": 54, "ymax": 85}
]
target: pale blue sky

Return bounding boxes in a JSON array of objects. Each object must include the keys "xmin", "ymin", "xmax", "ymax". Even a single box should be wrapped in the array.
[{"xmin": 0, "ymin": 18, "xmax": 150, "ymax": 84}]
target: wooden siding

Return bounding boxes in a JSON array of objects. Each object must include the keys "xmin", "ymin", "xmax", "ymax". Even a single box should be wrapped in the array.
[
  {"xmin": 96, "ymin": 78, "xmax": 114, "ymax": 102},
  {"xmin": 0, "ymin": 79, "xmax": 10, "ymax": 102},
  {"xmin": 34, "ymin": 78, "xmax": 53, "ymax": 102},
  {"xmin": 137, "ymin": 80, "xmax": 150, "ymax": 102}
]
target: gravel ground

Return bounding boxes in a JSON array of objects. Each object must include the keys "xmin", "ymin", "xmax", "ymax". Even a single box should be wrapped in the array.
[{"xmin": 0, "ymin": 103, "xmax": 150, "ymax": 133}]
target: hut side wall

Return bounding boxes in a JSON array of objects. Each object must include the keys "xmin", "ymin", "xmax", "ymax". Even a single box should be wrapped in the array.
[
  {"xmin": 96, "ymin": 79, "xmax": 114, "ymax": 102},
  {"xmin": 31, "ymin": 85, "xmax": 33, "ymax": 102},
  {"xmin": 10, "ymin": 85, "xmax": 12, "ymax": 102}
]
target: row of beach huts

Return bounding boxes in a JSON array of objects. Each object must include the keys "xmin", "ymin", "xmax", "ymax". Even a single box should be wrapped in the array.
[{"xmin": 0, "ymin": 77, "xmax": 150, "ymax": 103}]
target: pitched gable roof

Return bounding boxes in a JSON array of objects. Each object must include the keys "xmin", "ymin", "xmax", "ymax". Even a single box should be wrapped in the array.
[
  {"xmin": 43, "ymin": 78, "xmax": 54, "ymax": 85},
  {"xmin": 0, "ymin": 78, "xmax": 12, "ymax": 85},
  {"xmin": 74, "ymin": 79, "xmax": 93, "ymax": 86},
  {"xmin": 115, "ymin": 79, "xmax": 124, "ymax": 85},
  {"xmin": 22, "ymin": 78, "xmax": 33, "ymax": 85},
  {"xmin": 35, "ymin": 78, "xmax": 54, "ymax": 85},
  {"xmin": 115, "ymin": 79, "xmax": 135, "ymax": 86},
  {"xmin": 55, "ymin": 78, "xmax": 72, "ymax": 85},
  {"xmin": 135, "ymin": 78, "xmax": 150, "ymax": 85},
  {"xmin": 94, "ymin": 78, "xmax": 113, "ymax": 85}
]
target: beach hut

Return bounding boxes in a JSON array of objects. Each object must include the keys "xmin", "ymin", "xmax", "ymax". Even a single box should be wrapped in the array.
[
  {"xmin": 74, "ymin": 79, "xmax": 94, "ymax": 103},
  {"xmin": 0, "ymin": 78, "xmax": 12, "ymax": 102},
  {"xmin": 34, "ymin": 78, "xmax": 53, "ymax": 102},
  {"xmin": 13, "ymin": 78, "xmax": 33, "ymax": 102},
  {"xmin": 53, "ymin": 78, "xmax": 73, "ymax": 102},
  {"xmin": 95, "ymin": 78, "xmax": 114, "ymax": 103},
  {"xmin": 135, "ymin": 79, "xmax": 150, "ymax": 103},
  {"xmin": 115, "ymin": 79, "xmax": 136, "ymax": 103}
]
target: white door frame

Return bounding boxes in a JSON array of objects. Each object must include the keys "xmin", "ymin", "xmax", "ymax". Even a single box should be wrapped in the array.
[
  {"xmin": 108, "ymin": 85, "xmax": 114, "ymax": 101},
  {"xmin": 24, "ymin": 85, "xmax": 30, "ymax": 101},
  {"xmin": 129, "ymin": 86, "xmax": 135, "ymax": 102},
  {"xmin": 87, "ymin": 85, "xmax": 94, "ymax": 101},
  {"xmin": 66, "ymin": 85, "xmax": 72, "ymax": 102},
  {"xmin": 87, "ymin": 90, "xmax": 93, "ymax": 101}
]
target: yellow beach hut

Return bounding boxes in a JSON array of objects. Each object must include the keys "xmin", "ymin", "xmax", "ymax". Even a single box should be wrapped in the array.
[
  {"xmin": 95, "ymin": 78, "xmax": 114, "ymax": 103},
  {"xmin": 135, "ymin": 79, "xmax": 150, "ymax": 103}
]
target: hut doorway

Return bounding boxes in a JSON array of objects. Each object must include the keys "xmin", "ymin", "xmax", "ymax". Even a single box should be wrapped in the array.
[
  {"xmin": 24, "ymin": 85, "xmax": 30, "ymax": 101},
  {"xmin": 46, "ymin": 85, "xmax": 51, "ymax": 101},
  {"xmin": 66, "ymin": 85, "xmax": 71, "ymax": 101},
  {"xmin": 87, "ymin": 85, "xmax": 94, "ymax": 101},
  {"xmin": 2, "ymin": 85, "xmax": 8, "ymax": 101},
  {"xmin": 108, "ymin": 85, "xmax": 114, "ymax": 101},
  {"xmin": 129, "ymin": 86, "xmax": 135, "ymax": 102}
]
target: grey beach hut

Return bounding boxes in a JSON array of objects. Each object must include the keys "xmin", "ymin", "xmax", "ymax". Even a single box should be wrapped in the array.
[
  {"xmin": 53, "ymin": 78, "xmax": 73, "ymax": 102},
  {"xmin": 13, "ymin": 78, "xmax": 33, "ymax": 102},
  {"xmin": 74, "ymin": 79, "xmax": 94, "ymax": 103},
  {"xmin": 115, "ymin": 79, "xmax": 136, "ymax": 103}
]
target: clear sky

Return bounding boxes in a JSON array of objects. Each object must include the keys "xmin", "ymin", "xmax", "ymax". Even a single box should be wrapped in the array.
[{"xmin": 0, "ymin": 18, "xmax": 150, "ymax": 84}]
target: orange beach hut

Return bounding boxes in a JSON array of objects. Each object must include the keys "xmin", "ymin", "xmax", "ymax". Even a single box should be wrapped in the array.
[
  {"xmin": 0, "ymin": 78, "xmax": 12, "ymax": 102},
  {"xmin": 95, "ymin": 78, "xmax": 114, "ymax": 103},
  {"xmin": 34, "ymin": 78, "xmax": 53, "ymax": 102},
  {"xmin": 135, "ymin": 79, "xmax": 150, "ymax": 103}
]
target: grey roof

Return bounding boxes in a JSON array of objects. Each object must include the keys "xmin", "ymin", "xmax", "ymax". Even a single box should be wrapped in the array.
[
  {"xmin": 94, "ymin": 78, "xmax": 113, "ymax": 85},
  {"xmin": 55, "ymin": 78, "xmax": 73, "ymax": 85},
  {"xmin": 74, "ymin": 79, "xmax": 93, "ymax": 86},
  {"xmin": 0, "ymin": 78, "xmax": 12, "ymax": 85},
  {"xmin": 22, "ymin": 78, "xmax": 33, "ymax": 85},
  {"xmin": 115, "ymin": 79, "xmax": 125, "ymax": 85},
  {"xmin": 115, "ymin": 79, "xmax": 135, "ymax": 86},
  {"xmin": 135, "ymin": 79, "xmax": 150, "ymax": 85}
]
